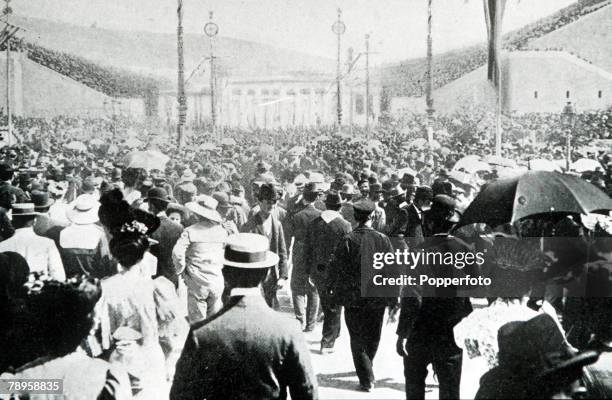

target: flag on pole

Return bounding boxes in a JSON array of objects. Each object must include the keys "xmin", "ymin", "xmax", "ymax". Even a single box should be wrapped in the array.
[{"xmin": 483, "ymin": 0, "xmax": 507, "ymax": 86}]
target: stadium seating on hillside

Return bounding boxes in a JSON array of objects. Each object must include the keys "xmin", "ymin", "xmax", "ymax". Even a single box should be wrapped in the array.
[
  {"xmin": 2, "ymin": 40, "xmax": 162, "ymax": 99},
  {"xmin": 382, "ymin": 0, "xmax": 610, "ymax": 97}
]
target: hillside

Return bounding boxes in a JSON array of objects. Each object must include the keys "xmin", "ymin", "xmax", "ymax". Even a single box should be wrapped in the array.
[
  {"xmin": 527, "ymin": 2, "xmax": 612, "ymax": 72},
  {"xmin": 11, "ymin": 15, "xmax": 335, "ymax": 89},
  {"xmin": 380, "ymin": 0, "xmax": 611, "ymax": 97}
]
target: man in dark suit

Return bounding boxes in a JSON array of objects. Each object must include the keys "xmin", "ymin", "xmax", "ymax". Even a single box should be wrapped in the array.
[
  {"xmin": 328, "ymin": 200, "xmax": 397, "ymax": 392},
  {"xmin": 305, "ymin": 191, "xmax": 351, "ymax": 353},
  {"xmin": 241, "ymin": 183, "xmax": 288, "ymax": 310},
  {"xmin": 146, "ymin": 187, "xmax": 185, "ymax": 287},
  {"xmin": 170, "ymin": 233, "xmax": 317, "ymax": 400},
  {"xmin": 285, "ymin": 182, "xmax": 323, "ymax": 332},
  {"xmin": 396, "ymin": 195, "xmax": 472, "ymax": 400},
  {"xmin": 405, "ymin": 186, "xmax": 433, "ymax": 249},
  {"xmin": 0, "ymin": 162, "xmax": 28, "ymax": 210},
  {"xmin": 32, "ymin": 190, "xmax": 67, "ymax": 247}
]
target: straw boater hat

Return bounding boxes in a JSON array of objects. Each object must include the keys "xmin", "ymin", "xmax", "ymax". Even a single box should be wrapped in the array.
[
  {"xmin": 11, "ymin": 203, "xmax": 40, "ymax": 218},
  {"xmin": 67, "ymin": 195, "xmax": 100, "ymax": 225},
  {"xmin": 223, "ymin": 233, "xmax": 279, "ymax": 269},
  {"xmin": 185, "ymin": 196, "xmax": 222, "ymax": 223}
]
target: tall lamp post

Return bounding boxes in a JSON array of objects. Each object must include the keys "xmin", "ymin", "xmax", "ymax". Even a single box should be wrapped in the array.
[
  {"xmin": 332, "ymin": 8, "xmax": 346, "ymax": 131},
  {"xmin": 4, "ymin": 0, "xmax": 12, "ymax": 145},
  {"xmin": 346, "ymin": 47, "xmax": 354, "ymax": 135},
  {"xmin": 425, "ymin": 0, "xmax": 435, "ymax": 144},
  {"xmin": 365, "ymin": 34, "xmax": 371, "ymax": 131},
  {"xmin": 177, "ymin": 0, "xmax": 187, "ymax": 149},
  {"xmin": 204, "ymin": 12, "xmax": 219, "ymax": 141},
  {"xmin": 561, "ymin": 101, "xmax": 575, "ymax": 172}
]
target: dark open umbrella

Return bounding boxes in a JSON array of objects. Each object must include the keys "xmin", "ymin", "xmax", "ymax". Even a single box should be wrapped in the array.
[{"xmin": 458, "ymin": 171, "xmax": 612, "ymax": 229}]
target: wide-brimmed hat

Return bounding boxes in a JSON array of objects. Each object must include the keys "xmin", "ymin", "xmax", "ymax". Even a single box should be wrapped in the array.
[
  {"xmin": 31, "ymin": 190, "xmax": 55, "ymax": 210},
  {"xmin": 180, "ymin": 169, "xmax": 195, "ymax": 183},
  {"xmin": 112, "ymin": 326, "xmax": 143, "ymax": 342},
  {"xmin": 223, "ymin": 233, "xmax": 279, "ymax": 269},
  {"xmin": 493, "ymin": 314, "xmax": 600, "ymax": 395},
  {"xmin": 185, "ymin": 197, "xmax": 222, "ymax": 223},
  {"xmin": 11, "ymin": 203, "xmax": 40, "ymax": 218},
  {"xmin": 67, "ymin": 195, "xmax": 100, "ymax": 225}
]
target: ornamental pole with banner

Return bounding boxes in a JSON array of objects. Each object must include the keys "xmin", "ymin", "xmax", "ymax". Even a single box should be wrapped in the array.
[
  {"xmin": 483, "ymin": 0, "xmax": 507, "ymax": 156},
  {"xmin": 176, "ymin": 0, "xmax": 187, "ymax": 149},
  {"xmin": 204, "ymin": 12, "xmax": 219, "ymax": 141},
  {"xmin": 332, "ymin": 8, "xmax": 345, "ymax": 132},
  {"xmin": 425, "ymin": 0, "xmax": 434, "ymax": 145}
]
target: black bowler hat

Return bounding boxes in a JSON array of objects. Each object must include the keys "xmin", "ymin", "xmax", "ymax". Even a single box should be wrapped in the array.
[
  {"xmin": 402, "ymin": 173, "xmax": 415, "ymax": 185},
  {"xmin": 324, "ymin": 191, "xmax": 342, "ymax": 207},
  {"xmin": 31, "ymin": 190, "xmax": 55, "ymax": 210},
  {"xmin": 369, "ymin": 183, "xmax": 384, "ymax": 194},
  {"xmin": 146, "ymin": 187, "xmax": 171, "ymax": 203},
  {"xmin": 430, "ymin": 194, "xmax": 461, "ymax": 223},
  {"xmin": 258, "ymin": 183, "xmax": 282, "ymax": 202},
  {"xmin": 415, "ymin": 186, "xmax": 434, "ymax": 201}
]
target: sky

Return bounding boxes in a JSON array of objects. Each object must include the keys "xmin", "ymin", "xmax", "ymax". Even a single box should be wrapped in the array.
[{"xmin": 13, "ymin": 0, "xmax": 576, "ymax": 64}]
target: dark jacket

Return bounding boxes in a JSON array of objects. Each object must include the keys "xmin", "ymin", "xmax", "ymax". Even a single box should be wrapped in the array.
[
  {"xmin": 396, "ymin": 235, "xmax": 473, "ymax": 349},
  {"xmin": 150, "ymin": 215, "xmax": 184, "ymax": 287},
  {"xmin": 328, "ymin": 225, "xmax": 396, "ymax": 306},
  {"xmin": 404, "ymin": 203, "xmax": 425, "ymax": 249},
  {"xmin": 241, "ymin": 212, "xmax": 288, "ymax": 280},
  {"xmin": 0, "ymin": 206, "xmax": 14, "ymax": 241},
  {"xmin": 304, "ymin": 211, "xmax": 352, "ymax": 283},
  {"xmin": 33, "ymin": 214, "xmax": 68, "ymax": 249},
  {"xmin": 170, "ymin": 294, "xmax": 318, "ymax": 400},
  {"xmin": 0, "ymin": 181, "xmax": 28, "ymax": 210},
  {"xmin": 285, "ymin": 204, "xmax": 321, "ymax": 291}
]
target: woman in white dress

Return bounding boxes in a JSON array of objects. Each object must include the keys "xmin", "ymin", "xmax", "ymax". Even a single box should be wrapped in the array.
[{"xmin": 95, "ymin": 224, "xmax": 168, "ymax": 399}]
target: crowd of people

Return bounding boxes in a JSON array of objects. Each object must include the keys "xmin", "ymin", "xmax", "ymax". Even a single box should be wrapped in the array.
[
  {"xmin": 6, "ymin": 40, "xmax": 162, "ymax": 99},
  {"xmin": 0, "ymin": 109, "xmax": 610, "ymax": 399}
]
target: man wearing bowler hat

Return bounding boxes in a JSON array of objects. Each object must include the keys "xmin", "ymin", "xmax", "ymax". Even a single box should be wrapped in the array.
[
  {"xmin": 240, "ymin": 183, "xmax": 288, "ymax": 310},
  {"xmin": 285, "ymin": 182, "xmax": 323, "ymax": 332},
  {"xmin": 305, "ymin": 190, "xmax": 352, "ymax": 354},
  {"xmin": 146, "ymin": 187, "xmax": 184, "ymax": 287},
  {"xmin": 339, "ymin": 183, "xmax": 357, "ymax": 228},
  {"xmin": 0, "ymin": 162, "xmax": 28, "ymax": 210},
  {"xmin": 170, "ymin": 233, "xmax": 317, "ymax": 400},
  {"xmin": 397, "ymin": 195, "xmax": 472, "ymax": 400},
  {"xmin": 405, "ymin": 186, "xmax": 433, "ymax": 249},
  {"xmin": 32, "ymin": 189, "xmax": 68, "ymax": 247}
]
